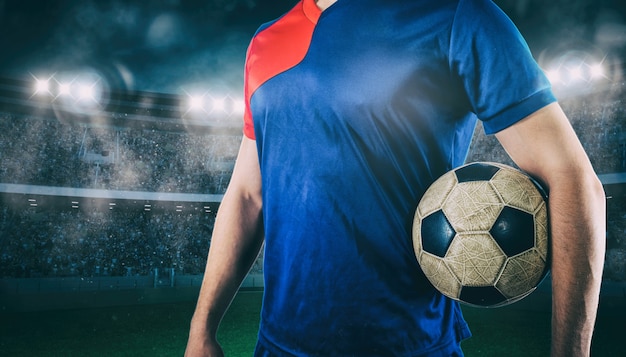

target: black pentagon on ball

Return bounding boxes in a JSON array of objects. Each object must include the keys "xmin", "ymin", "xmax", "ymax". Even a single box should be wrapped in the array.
[
  {"xmin": 421, "ymin": 209, "xmax": 456, "ymax": 258},
  {"xmin": 455, "ymin": 162, "xmax": 500, "ymax": 183},
  {"xmin": 459, "ymin": 285, "xmax": 507, "ymax": 307},
  {"xmin": 490, "ymin": 206, "xmax": 536, "ymax": 257}
]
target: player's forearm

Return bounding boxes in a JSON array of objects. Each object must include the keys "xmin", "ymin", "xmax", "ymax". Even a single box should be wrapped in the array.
[
  {"xmin": 548, "ymin": 173, "xmax": 605, "ymax": 357},
  {"xmin": 494, "ymin": 103, "xmax": 605, "ymax": 356},
  {"xmin": 187, "ymin": 137, "xmax": 264, "ymax": 351},
  {"xmin": 186, "ymin": 186, "xmax": 264, "ymax": 357}
]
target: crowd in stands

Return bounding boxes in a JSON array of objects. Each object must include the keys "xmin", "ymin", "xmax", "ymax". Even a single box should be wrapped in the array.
[
  {"xmin": 0, "ymin": 205, "xmax": 216, "ymax": 278},
  {"xmin": 560, "ymin": 91, "xmax": 626, "ymax": 174},
  {"xmin": 0, "ymin": 88, "xmax": 624, "ymax": 281},
  {"xmin": 0, "ymin": 115, "xmax": 241, "ymax": 194}
]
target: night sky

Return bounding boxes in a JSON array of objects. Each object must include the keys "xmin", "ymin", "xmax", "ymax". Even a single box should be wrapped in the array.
[{"xmin": 0, "ymin": 0, "xmax": 624, "ymax": 96}]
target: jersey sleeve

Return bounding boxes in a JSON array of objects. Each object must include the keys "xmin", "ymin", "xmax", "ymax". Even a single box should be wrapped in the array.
[
  {"xmin": 449, "ymin": 0, "xmax": 556, "ymax": 135},
  {"xmin": 242, "ymin": 40, "xmax": 257, "ymax": 140}
]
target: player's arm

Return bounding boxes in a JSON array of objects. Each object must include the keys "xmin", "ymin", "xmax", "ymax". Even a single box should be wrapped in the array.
[
  {"xmin": 495, "ymin": 102, "xmax": 606, "ymax": 357},
  {"xmin": 185, "ymin": 136, "xmax": 264, "ymax": 357}
]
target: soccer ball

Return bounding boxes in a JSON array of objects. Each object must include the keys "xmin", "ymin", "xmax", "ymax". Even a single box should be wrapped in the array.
[{"xmin": 412, "ymin": 162, "xmax": 550, "ymax": 307}]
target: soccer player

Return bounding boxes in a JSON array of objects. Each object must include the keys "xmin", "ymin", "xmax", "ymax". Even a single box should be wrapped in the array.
[{"xmin": 186, "ymin": 0, "xmax": 605, "ymax": 355}]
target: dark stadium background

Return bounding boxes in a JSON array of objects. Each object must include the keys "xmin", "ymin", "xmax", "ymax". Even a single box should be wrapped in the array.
[
  {"xmin": 0, "ymin": 0, "xmax": 624, "ymax": 356},
  {"xmin": 1, "ymin": 0, "xmax": 625, "ymax": 94}
]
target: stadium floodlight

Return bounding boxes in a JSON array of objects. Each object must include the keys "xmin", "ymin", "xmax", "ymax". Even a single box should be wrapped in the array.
[
  {"xmin": 232, "ymin": 98, "xmax": 245, "ymax": 115},
  {"xmin": 77, "ymin": 82, "xmax": 98, "ymax": 102},
  {"xmin": 542, "ymin": 48, "xmax": 611, "ymax": 91},
  {"xmin": 34, "ymin": 78, "xmax": 50, "ymax": 95},
  {"xmin": 182, "ymin": 87, "xmax": 246, "ymax": 120},
  {"xmin": 57, "ymin": 82, "xmax": 72, "ymax": 97},
  {"xmin": 568, "ymin": 66, "xmax": 584, "ymax": 82},
  {"xmin": 49, "ymin": 70, "xmax": 106, "ymax": 112},
  {"xmin": 589, "ymin": 63, "xmax": 605, "ymax": 79},
  {"xmin": 209, "ymin": 95, "xmax": 246, "ymax": 117},
  {"xmin": 188, "ymin": 95, "xmax": 205, "ymax": 112},
  {"xmin": 31, "ymin": 74, "xmax": 54, "ymax": 97},
  {"xmin": 211, "ymin": 97, "xmax": 226, "ymax": 113}
]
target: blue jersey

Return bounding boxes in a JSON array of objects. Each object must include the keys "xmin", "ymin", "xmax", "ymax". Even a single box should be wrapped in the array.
[{"xmin": 243, "ymin": 0, "xmax": 555, "ymax": 355}]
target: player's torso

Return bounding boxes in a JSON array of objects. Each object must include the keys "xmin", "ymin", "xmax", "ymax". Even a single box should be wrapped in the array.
[
  {"xmin": 247, "ymin": 0, "xmax": 475, "ymax": 238},
  {"xmin": 248, "ymin": 0, "xmax": 473, "ymax": 209},
  {"xmin": 247, "ymin": 0, "xmax": 474, "ymax": 355}
]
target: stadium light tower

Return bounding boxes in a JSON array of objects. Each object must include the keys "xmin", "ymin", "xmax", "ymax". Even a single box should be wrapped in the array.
[{"xmin": 30, "ymin": 69, "xmax": 108, "ymax": 114}]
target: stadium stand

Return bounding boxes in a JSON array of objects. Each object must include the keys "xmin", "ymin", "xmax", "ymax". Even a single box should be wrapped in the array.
[{"xmin": 0, "ymin": 77, "xmax": 624, "ymax": 283}]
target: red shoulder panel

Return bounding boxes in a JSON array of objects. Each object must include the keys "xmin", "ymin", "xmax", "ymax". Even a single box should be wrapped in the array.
[{"xmin": 243, "ymin": 0, "xmax": 321, "ymax": 139}]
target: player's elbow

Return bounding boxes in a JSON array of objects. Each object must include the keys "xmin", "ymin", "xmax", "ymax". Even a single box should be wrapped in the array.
[
  {"xmin": 574, "ymin": 169, "xmax": 605, "ymax": 216},
  {"xmin": 543, "ymin": 162, "xmax": 604, "ymax": 202},
  {"xmin": 584, "ymin": 172, "xmax": 607, "ymax": 250},
  {"xmin": 587, "ymin": 174, "xmax": 606, "ymax": 209},
  {"xmin": 547, "ymin": 166, "xmax": 606, "ymax": 245},
  {"xmin": 586, "ymin": 172, "xmax": 606, "ymax": 249},
  {"xmin": 556, "ymin": 169, "xmax": 606, "ymax": 269}
]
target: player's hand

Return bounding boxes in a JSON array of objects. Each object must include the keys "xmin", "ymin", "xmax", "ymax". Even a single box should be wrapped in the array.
[
  {"xmin": 184, "ymin": 343, "xmax": 224, "ymax": 357},
  {"xmin": 184, "ymin": 332, "xmax": 224, "ymax": 357}
]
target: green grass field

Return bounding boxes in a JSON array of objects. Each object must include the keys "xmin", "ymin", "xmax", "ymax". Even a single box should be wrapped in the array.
[{"xmin": 0, "ymin": 290, "xmax": 622, "ymax": 356}]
